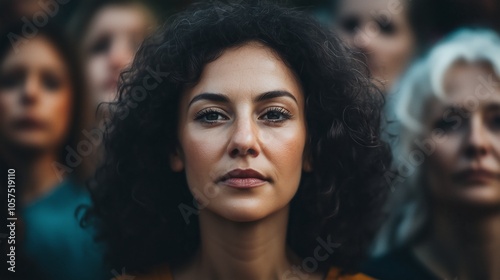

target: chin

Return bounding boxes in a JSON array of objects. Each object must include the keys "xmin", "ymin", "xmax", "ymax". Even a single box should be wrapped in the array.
[
  {"xmin": 452, "ymin": 188, "xmax": 500, "ymax": 208},
  {"xmin": 210, "ymin": 199, "xmax": 274, "ymax": 223},
  {"xmin": 7, "ymin": 134, "xmax": 50, "ymax": 153},
  {"xmin": 7, "ymin": 142, "xmax": 48, "ymax": 156},
  {"xmin": 102, "ymin": 89, "xmax": 118, "ymax": 103}
]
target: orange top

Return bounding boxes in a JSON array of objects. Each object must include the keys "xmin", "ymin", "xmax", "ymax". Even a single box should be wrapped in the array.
[
  {"xmin": 120, "ymin": 266, "xmax": 375, "ymax": 280},
  {"xmin": 324, "ymin": 267, "xmax": 375, "ymax": 280}
]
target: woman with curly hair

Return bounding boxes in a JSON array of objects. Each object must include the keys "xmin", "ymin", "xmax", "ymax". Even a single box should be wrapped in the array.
[{"xmin": 85, "ymin": 1, "xmax": 391, "ymax": 279}]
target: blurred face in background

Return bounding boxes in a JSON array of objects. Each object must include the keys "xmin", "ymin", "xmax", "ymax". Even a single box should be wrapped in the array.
[
  {"xmin": 0, "ymin": 36, "xmax": 73, "ymax": 154},
  {"xmin": 425, "ymin": 62, "xmax": 500, "ymax": 207},
  {"xmin": 83, "ymin": 3, "xmax": 154, "ymax": 107},
  {"xmin": 11, "ymin": 0, "xmax": 43, "ymax": 18},
  {"xmin": 335, "ymin": 0, "xmax": 416, "ymax": 90}
]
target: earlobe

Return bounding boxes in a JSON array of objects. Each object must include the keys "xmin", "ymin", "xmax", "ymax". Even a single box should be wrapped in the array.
[{"xmin": 169, "ymin": 148, "xmax": 184, "ymax": 172}]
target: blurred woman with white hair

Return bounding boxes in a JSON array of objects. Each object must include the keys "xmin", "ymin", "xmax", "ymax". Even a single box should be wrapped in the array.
[{"xmin": 362, "ymin": 28, "xmax": 500, "ymax": 280}]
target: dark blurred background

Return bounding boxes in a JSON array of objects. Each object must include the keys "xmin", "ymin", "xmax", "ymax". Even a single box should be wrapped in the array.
[{"xmin": 1, "ymin": 1, "xmax": 500, "ymax": 280}]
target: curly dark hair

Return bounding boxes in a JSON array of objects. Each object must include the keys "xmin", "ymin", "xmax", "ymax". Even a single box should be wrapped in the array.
[{"xmin": 84, "ymin": 0, "xmax": 391, "ymax": 275}]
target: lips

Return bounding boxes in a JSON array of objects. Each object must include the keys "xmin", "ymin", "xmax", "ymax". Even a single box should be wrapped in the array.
[
  {"xmin": 104, "ymin": 78, "xmax": 118, "ymax": 91},
  {"xmin": 454, "ymin": 169, "xmax": 499, "ymax": 184},
  {"xmin": 218, "ymin": 168, "xmax": 269, "ymax": 189},
  {"xmin": 12, "ymin": 116, "xmax": 48, "ymax": 131}
]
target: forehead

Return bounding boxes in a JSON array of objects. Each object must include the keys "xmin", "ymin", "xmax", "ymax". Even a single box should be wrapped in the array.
[
  {"xmin": 184, "ymin": 42, "xmax": 303, "ymax": 102},
  {"xmin": 443, "ymin": 62, "xmax": 500, "ymax": 104},
  {"xmin": 0, "ymin": 36, "xmax": 67, "ymax": 72},
  {"xmin": 337, "ymin": 0, "xmax": 408, "ymax": 15},
  {"xmin": 87, "ymin": 4, "xmax": 150, "ymax": 35}
]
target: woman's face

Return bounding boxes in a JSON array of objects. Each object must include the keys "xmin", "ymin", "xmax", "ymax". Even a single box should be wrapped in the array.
[
  {"xmin": 83, "ymin": 4, "xmax": 153, "ymax": 106},
  {"xmin": 0, "ymin": 36, "xmax": 73, "ymax": 153},
  {"xmin": 172, "ymin": 42, "xmax": 308, "ymax": 222},
  {"xmin": 335, "ymin": 0, "xmax": 416, "ymax": 90},
  {"xmin": 425, "ymin": 62, "xmax": 500, "ymax": 206}
]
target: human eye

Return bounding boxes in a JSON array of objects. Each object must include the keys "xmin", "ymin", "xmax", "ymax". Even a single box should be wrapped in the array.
[
  {"xmin": 259, "ymin": 107, "xmax": 292, "ymax": 123},
  {"xmin": 339, "ymin": 16, "xmax": 360, "ymax": 34},
  {"xmin": 88, "ymin": 35, "xmax": 111, "ymax": 55},
  {"xmin": 194, "ymin": 108, "xmax": 229, "ymax": 124},
  {"xmin": 378, "ymin": 21, "xmax": 396, "ymax": 35},
  {"xmin": 434, "ymin": 118, "xmax": 460, "ymax": 132},
  {"xmin": 437, "ymin": 109, "xmax": 465, "ymax": 133},
  {"xmin": 0, "ymin": 68, "xmax": 25, "ymax": 90},
  {"xmin": 41, "ymin": 72, "xmax": 63, "ymax": 91},
  {"xmin": 488, "ymin": 112, "xmax": 500, "ymax": 131}
]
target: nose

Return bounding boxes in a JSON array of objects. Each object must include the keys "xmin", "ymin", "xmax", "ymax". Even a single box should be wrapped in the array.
[
  {"xmin": 20, "ymin": 74, "xmax": 40, "ymax": 105},
  {"xmin": 351, "ymin": 23, "xmax": 377, "ymax": 53},
  {"xmin": 109, "ymin": 38, "xmax": 134, "ymax": 72},
  {"xmin": 464, "ymin": 116, "xmax": 490, "ymax": 158},
  {"xmin": 352, "ymin": 30, "xmax": 368, "ymax": 50},
  {"xmin": 227, "ymin": 116, "xmax": 261, "ymax": 158}
]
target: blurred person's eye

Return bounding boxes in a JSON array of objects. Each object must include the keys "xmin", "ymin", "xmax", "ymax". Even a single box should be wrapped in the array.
[
  {"xmin": 339, "ymin": 16, "xmax": 360, "ymax": 34},
  {"xmin": 486, "ymin": 107, "xmax": 500, "ymax": 131},
  {"xmin": 0, "ymin": 68, "xmax": 25, "ymax": 90},
  {"xmin": 492, "ymin": 114, "xmax": 500, "ymax": 130},
  {"xmin": 41, "ymin": 71, "xmax": 62, "ymax": 91},
  {"xmin": 434, "ymin": 112, "xmax": 463, "ymax": 132},
  {"xmin": 377, "ymin": 21, "xmax": 396, "ymax": 35},
  {"xmin": 434, "ymin": 119, "xmax": 456, "ymax": 131},
  {"xmin": 88, "ymin": 35, "xmax": 111, "ymax": 55}
]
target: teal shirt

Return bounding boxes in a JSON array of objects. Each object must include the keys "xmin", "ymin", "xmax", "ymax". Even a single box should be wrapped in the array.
[{"xmin": 23, "ymin": 180, "xmax": 107, "ymax": 280}]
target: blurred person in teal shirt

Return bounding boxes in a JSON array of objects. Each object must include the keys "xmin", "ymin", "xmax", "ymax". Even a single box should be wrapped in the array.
[{"xmin": 0, "ymin": 24, "xmax": 106, "ymax": 280}]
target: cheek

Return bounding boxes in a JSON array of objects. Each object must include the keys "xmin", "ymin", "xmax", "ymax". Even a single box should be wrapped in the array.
[
  {"xmin": 376, "ymin": 26, "xmax": 414, "ymax": 61},
  {"xmin": 391, "ymin": 36, "xmax": 415, "ymax": 62},
  {"xmin": 0, "ymin": 92, "xmax": 18, "ymax": 127},
  {"xmin": 493, "ymin": 137, "xmax": 500, "ymax": 155},
  {"xmin": 262, "ymin": 125, "xmax": 306, "ymax": 181},
  {"xmin": 339, "ymin": 32, "xmax": 356, "ymax": 47},
  {"xmin": 430, "ymin": 142, "xmax": 457, "ymax": 170},
  {"xmin": 426, "ymin": 137, "xmax": 461, "ymax": 189},
  {"xmin": 375, "ymin": 37, "xmax": 413, "ymax": 67},
  {"xmin": 181, "ymin": 127, "xmax": 225, "ymax": 186},
  {"xmin": 43, "ymin": 88, "xmax": 73, "ymax": 143},
  {"xmin": 0, "ymin": 92, "xmax": 21, "ymax": 142},
  {"xmin": 264, "ymin": 128, "xmax": 304, "ymax": 163},
  {"xmin": 87, "ymin": 57, "xmax": 108, "ymax": 86}
]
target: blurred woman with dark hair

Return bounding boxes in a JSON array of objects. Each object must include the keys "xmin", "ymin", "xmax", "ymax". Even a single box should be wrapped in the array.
[
  {"xmin": 0, "ymin": 24, "xmax": 105, "ymax": 280},
  {"xmin": 85, "ymin": 1, "xmax": 391, "ymax": 280}
]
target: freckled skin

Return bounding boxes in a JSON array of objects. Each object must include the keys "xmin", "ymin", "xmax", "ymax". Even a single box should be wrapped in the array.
[{"xmin": 171, "ymin": 42, "xmax": 308, "ymax": 222}]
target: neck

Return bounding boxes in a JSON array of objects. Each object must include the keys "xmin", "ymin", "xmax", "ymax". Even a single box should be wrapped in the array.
[
  {"xmin": 182, "ymin": 206, "xmax": 306, "ymax": 280},
  {"xmin": 415, "ymin": 203, "xmax": 500, "ymax": 280},
  {"xmin": 3, "ymin": 149, "xmax": 63, "ymax": 204}
]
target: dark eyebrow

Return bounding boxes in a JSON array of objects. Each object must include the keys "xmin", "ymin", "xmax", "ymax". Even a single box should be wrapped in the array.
[
  {"xmin": 188, "ymin": 93, "xmax": 229, "ymax": 107},
  {"xmin": 188, "ymin": 90, "xmax": 298, "ymax": 108},
  {"xmin": 254, "ymin": 90, "xmax": 298, "ymax": 104}
]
